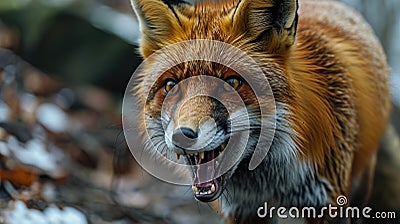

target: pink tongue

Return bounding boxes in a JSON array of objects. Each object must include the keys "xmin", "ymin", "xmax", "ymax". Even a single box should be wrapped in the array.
[{"xmin": 195, "ymin": 151, "xmax": 215, "ymax": 186}]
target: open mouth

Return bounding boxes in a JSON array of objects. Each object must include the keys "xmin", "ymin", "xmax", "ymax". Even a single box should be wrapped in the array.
[{"xmin": 178, "ymin": 143, "xmax": 226, "ymax": 202}]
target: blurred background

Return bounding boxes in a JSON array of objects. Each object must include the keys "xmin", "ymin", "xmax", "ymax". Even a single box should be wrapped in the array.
[{"xmin": 0, "ymin": 0, "xmax": 399, "ymax": 223}]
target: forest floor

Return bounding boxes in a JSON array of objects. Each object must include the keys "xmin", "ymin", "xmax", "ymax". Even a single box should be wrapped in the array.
[{"xmin": 0, "ymin": 48, "xmax": 223, "ymax": 224}]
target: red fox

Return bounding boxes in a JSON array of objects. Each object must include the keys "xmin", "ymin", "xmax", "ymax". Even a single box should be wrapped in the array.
[{"xmin": 130, "ymin": 0, "xmax": 391, "ymax": 223}]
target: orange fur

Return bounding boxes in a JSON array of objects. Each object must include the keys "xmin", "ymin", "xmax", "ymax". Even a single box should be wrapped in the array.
[{"xmin": 131, "ymin": 0, "xmax": 391, "ymax": 223}]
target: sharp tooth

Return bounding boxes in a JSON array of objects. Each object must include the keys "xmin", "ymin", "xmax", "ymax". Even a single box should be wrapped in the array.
[
  {"xmin": 192, "ymin": 186, "xmax": 198, "ymax": 193},
  {"xmin": 176, "ymin": 153, "xmax": 180, "ymax": 160},
  {"xmin": 211, "ymin": 184, "xmax": 216, "ymax": 193},
  {"xmin": 207, "ymin": 190, "xmax": 212, "ymax": 194},
  {"xmin": 216, "ymin": 161, "xmax": 219, "ymax": 167},
  {"xmin": 199, "ymin": 152, "xmax": 204, "ymax": 159},
  {"xmin": 221, "ymin": 142, "xmax": 226, "ymax": 150}
]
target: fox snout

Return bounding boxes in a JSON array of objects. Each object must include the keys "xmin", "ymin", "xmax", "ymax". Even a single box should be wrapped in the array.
[{"xmin": 164, "ymin": 95, "xmax": 229, "ymax": 155}]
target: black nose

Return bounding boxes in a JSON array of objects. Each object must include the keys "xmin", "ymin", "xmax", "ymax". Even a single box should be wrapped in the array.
[{"xmin": 172, "ymin": 127, "xmax": 198, "ymax": 148}]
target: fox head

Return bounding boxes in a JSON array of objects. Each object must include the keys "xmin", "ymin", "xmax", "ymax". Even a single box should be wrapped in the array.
[{"xmin": 131, "ymin": 0, "xmax": 298, "ymax": 202}]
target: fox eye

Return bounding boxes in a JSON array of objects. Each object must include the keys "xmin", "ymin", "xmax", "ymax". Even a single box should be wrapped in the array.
[
  {"xmin": 224, "ymin": 77, "xmax": 243, "ymax": 91},
  {"xmin": 164, "ymin": 79, "xmax": 179, "ymax": 95}
]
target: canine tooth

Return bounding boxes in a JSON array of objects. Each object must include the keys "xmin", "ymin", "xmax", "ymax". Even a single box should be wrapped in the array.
[
  {"xmin": 207, "ymin": 190, "xmax": 212, "ymax": 194},
  {"xmin": 211, "ymin": 184, "xmax": 216, "ymax": 193},
  {"xmin": 221, "ymin": 142, "xmax": 226, "ymax": 148},
  {"xmin": 192, "ymin": 186, "xmax": 198, "ymax": 193},
  {"xmin": 199, "ymin": 152, "xmax": 204, "ymax": 159}
]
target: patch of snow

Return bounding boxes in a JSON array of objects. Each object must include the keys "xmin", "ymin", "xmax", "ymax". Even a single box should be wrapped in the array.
[
  {"xmin": 20, "ymin": 93, "xmax": 38, "ymax": 114},
  {"xmin": 36, "ymin": 103, "xmax": 68, "ymax": 133},
  {"xmin": 6, "ymin": 135, "xmax": 22, "ymax": 152},
  {"xmin": 42, "ymin": 183, "xmax": 57, "ymax": 201},
  {"xmin": 7, "ymin": 136, "xmax": 58, "ymax": 172},
  {"xmin": 115, "ymin": 190, "xmax": 149, "ymax": 208},
  {"xmin": 0, "ymin": 100, "xmax": 10, "ymax": 122},
  {"xmin": 0, "ymin": 141, "xmax": 9, "ymax": 156},
  {"xmin": 3, "ymin": 200, "xmax": 87, "ymax": 224}
]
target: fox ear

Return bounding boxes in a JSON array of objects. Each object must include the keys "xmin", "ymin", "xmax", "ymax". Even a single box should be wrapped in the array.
[
  {"xmin": 131, "ymin": 0, "xmax": 187, "ymax": 57},
  {"xmin": 231, "ymin": 0, "xmax": 298, "ymax": 51}
]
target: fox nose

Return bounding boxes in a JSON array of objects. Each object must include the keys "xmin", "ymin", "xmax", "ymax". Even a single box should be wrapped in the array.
[{"xmin": 172, "ymin": 127, "xmax": 198, "ymax": 148}]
